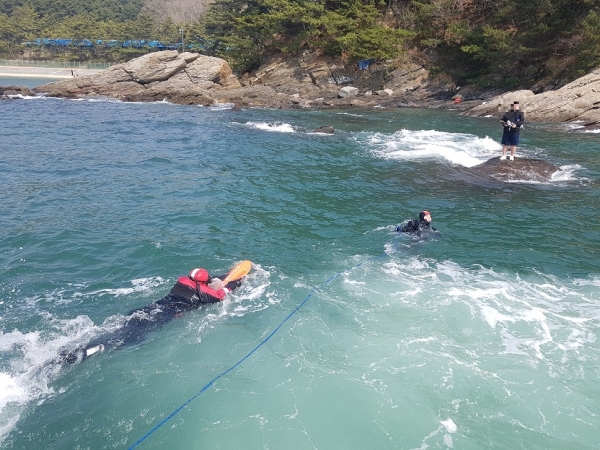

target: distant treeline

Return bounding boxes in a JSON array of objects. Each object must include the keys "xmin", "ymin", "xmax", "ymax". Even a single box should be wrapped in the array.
[{"xmin": 1, "ymin": 0, "xmax": 600, "ymax": 88}]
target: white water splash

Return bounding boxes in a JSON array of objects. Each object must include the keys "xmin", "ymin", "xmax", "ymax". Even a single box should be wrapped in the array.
[
  {"xmin": 357, "ymin": 129, "xmax": 501, "ymax": 167},
  {"xmin": 375, "ymin": 257, "xmax": 599, "ymax": 363},
  {"xmin": 210, "ymin": 103, "xmax": 236, "ymax": 111},
  {"xmin": 0, "ymin": 267, "xmax": 274, "ymax": 444},
  {"xmin": 86, "ymin": 277, "xmax": 166, "ymax": 297},
  {"xmin": 550, "ymin": 164, "xmax": 586, "ymax": 182},
  {"xmin": 0, "ymin": 315, "xmax": 95, "ymax": 444},
  {"xmin": 244, "ymin": 121, "xmax": 297, "ymax": 133}
]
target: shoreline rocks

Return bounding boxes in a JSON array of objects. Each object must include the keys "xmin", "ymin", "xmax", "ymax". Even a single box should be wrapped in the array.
[
  {"xmin": 1, "ymin": 85, "xmax": 35, "ymax": 99},
  {"xmin": 2, "ymin": 50, "xmax": 595, "ymax": 125}
]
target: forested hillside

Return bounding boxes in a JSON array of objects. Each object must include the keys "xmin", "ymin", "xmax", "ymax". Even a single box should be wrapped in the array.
[{"xmin": 1, "ymin": 0, "xmax": 599, "ymax": 89}]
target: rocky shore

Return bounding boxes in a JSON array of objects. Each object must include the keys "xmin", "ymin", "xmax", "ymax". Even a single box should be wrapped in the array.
[
  {"xmin": 1, "ymin": 51, "xmax": 582, "ymax": 183},
  {"xmin": 2, "ymin": 50, "xmax": 599, "ymax": 130}
]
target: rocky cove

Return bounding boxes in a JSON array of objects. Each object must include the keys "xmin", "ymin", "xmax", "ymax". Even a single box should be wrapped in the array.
[
  {"xmin": 2, "ymin": 50, "xmax": 599, "ymax": 131},
  {"xmin": 0, "ymin": 50, "xmax": 595, "ymax": 182}
]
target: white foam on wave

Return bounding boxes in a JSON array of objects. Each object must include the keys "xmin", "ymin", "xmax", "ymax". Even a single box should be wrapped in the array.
[
  {"xmin": 5, "ymin": 94, "xmax": 42, "ymax": 100},
  {"xmin": 550, "ymin": 164, "xmax": 586, "ymax": 182},
  {"xmin": 0, "ymin": 314, "xmax": 97, "ymax": 444},
  {"xmin": 564, "ymin": 121, "xmax": 600, "ymax": 133},
  {"xmin": 84, "ymin": 97, "xmax": 122, "ymax": 103},
  {"xmin": 220, "ymin": 264, "xmax": 277, "ymax": 315},
  {"xmin": 566, "ymin": 121, "xmax": 585, "ymax": 130},
  {"xmin": 210, "ymin": 103, "xmax": 235, "ymax": 111},
  {"xmin": 86, "ymin": 276, "xmax": 165, "ymax": 297},
  {"xmin": 336, "ymin": 112, "xmax": 364, "ymax": 117},
  {"xmin": 192, "ymin": 264, "xmax": 278, "ymax": 337},
  {"xmin": 244, "ymin": 121, "xmax": 296, "ymax": 133},
  {"xmin": 504, "ymin": 164, "xmax": 589, "ymax": 185},
  {"xmin": 357, "ymin": 129, "xmax": 501, "ymax": 167},
  {"xmin": 441, "ymin": 418, "xmax": 457, "ymax": 433},
  {"xmin": 573, "ymin": 276, "xmax": 600, "ymax": 289},
  {"xmin": 375, "ymin": 257, "xmax": 599, "ymax": 363},
  {"xmin": 415, "ymin": 417, "xmax": 458, "ymax": 449},
  {"xmin": 19, "ymin": 277, "xmax": 167, "ymax": 309},
  {"xmin": 15, "ymin": 95, "xmax": 125, "ymax": 104}
]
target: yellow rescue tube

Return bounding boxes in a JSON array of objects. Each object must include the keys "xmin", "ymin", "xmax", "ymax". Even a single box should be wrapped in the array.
[{"xmin": 222, "ymin": 260, "xmax": 252, "ymax": 283}]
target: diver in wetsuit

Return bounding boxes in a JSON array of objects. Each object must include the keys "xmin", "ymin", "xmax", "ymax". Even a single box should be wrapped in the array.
[
  {"xmin": 59, "ymin": 268, "xmax": 242, "ymax": 364},
  {"xmin": 396, "ymin": 210, "xmax": 437, "ymax": 234}
]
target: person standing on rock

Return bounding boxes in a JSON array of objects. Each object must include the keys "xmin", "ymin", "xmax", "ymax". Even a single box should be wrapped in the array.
[{"xmin": 500, "ymin": 101, "xmax": 524, "ymax": 161}]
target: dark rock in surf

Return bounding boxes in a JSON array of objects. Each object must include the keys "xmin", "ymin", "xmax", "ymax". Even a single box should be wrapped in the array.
[
  {"xmin": 313, "ymin": 126, "xmax": 334, "ymax": 134},
  {"xmin": 473, "ymin": 157, "xmax": 561, "ymax": 183},
  {"xmin": 0, "ymin": 85, "xmax": 35, "ymax": 98},
  {"xmin": 573, "ymin": 122, "xmax": 600, "ymax": 132}
]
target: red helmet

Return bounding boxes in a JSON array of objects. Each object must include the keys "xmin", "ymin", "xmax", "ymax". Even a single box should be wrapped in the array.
[{"xmin": 189, "ymin": 268, "xmax": 209, "ymax": 283}]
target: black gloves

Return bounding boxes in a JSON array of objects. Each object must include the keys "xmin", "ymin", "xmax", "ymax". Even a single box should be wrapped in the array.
[{"xmin": 226, "ymin": 279, "xmax": 242, "ymax": 291}]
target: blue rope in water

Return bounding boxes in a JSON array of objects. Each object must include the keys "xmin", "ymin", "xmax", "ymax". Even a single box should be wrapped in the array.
[{"xmin": 128, "ymin": 254, "xmax": 387, "ymax": 449}]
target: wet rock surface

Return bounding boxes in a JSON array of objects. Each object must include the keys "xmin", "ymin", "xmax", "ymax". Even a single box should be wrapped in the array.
[
  {"xmin": 470, "ymin": 157, "xmax": 561, "ymax": 183},
  {"xmin": 313, "ymin": 126, "xmax": 335, "ymax": 134},
  {"xmin": 1, "ymin": 85, "xmax": 35, "ymax": 99}
]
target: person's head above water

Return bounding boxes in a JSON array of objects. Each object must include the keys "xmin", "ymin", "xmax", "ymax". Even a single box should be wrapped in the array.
[
  {"xmin": 189, "ymin": 267, "xmax": 210, "ymax": 283},
  {"xmin": 419, "ymin": 210, "xmax": 432, "ymax": 223}
]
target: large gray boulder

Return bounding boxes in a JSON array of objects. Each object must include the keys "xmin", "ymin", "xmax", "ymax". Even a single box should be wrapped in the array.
[
  {"xmin": 122, "ymin": 50, "xmax": 187, "ymax": 83},
  {"xmin": 34, "ymin": 51, "xmax": 245, "ymax": 105},
  {"xmin": 463, "ymin": 90, "xmax": 535, "ymax": 117},
  {"xmin": 185, "ymin": 55, "xmax": 241, "ymax": 89},
  {"xmin": 338, "ymin": 86, "xmax": 359, "ymax": 98}
]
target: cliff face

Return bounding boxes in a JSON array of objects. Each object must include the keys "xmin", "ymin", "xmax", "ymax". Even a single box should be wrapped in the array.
[{"xmin": 244, "ymin": 53, "xmax": 434, "ymax": 102}]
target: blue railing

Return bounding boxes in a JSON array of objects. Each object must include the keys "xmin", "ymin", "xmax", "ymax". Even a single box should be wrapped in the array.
[
  {"xmin": 21, "ymin": 38, "xmax": 213, "ymax": 51},
  {"xmin": 0, "ymin": 59, "xmax": 111, "ymax": 69}
]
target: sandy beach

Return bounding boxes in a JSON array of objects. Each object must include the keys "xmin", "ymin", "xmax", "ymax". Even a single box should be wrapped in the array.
[{"xmin": 0, "ymin": 65, "xmax": 103, "ymax": 79}]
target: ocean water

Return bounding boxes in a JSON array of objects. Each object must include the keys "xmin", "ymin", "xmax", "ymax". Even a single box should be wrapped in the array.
[
  {"xmin": 1, "ymin": 93, "xmax": 599, "ymax": 450},
  {"xmin": 0, "ymin": 77, "xmax": 64, "ymax": 88}
]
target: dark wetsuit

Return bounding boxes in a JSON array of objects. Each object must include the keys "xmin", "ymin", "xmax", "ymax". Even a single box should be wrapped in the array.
[
  {"xmin": 501, "ymin": 110, "xmax": 524, "ymax": 146},
  {"xmin": 396, "ymin": 220, "xmax": 436, "ymax": 235},
  {"xmin": 59, "ymin": 275, "xmax": 233, "ymax": 364}
]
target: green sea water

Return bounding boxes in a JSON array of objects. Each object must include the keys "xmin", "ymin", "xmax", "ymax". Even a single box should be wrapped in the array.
[
  {"xmin": 0, "ymin": 76, "xmax": 63, "ymax": 88},
  {"xmin": 1, "ymin": 95, "xmax": 599, "ymax": 449}
]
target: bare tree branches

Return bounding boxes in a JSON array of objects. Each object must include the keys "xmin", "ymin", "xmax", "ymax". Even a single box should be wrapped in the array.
[{"xmin": 143, "ymin": 0, "xmax": 214, "ymax": 23}]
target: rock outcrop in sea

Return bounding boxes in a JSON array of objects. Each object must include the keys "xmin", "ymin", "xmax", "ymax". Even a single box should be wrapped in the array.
[
  {"xmin": 32, "ymin": 51, "xmax": 295, "ymax": 108},
  {"xmin": 469, "ymin": 157, "xmax": 561, "ymax": 183},
  {"xmin": 1, "ymin": 85, "xmax": 35, "ymax": 99}
]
